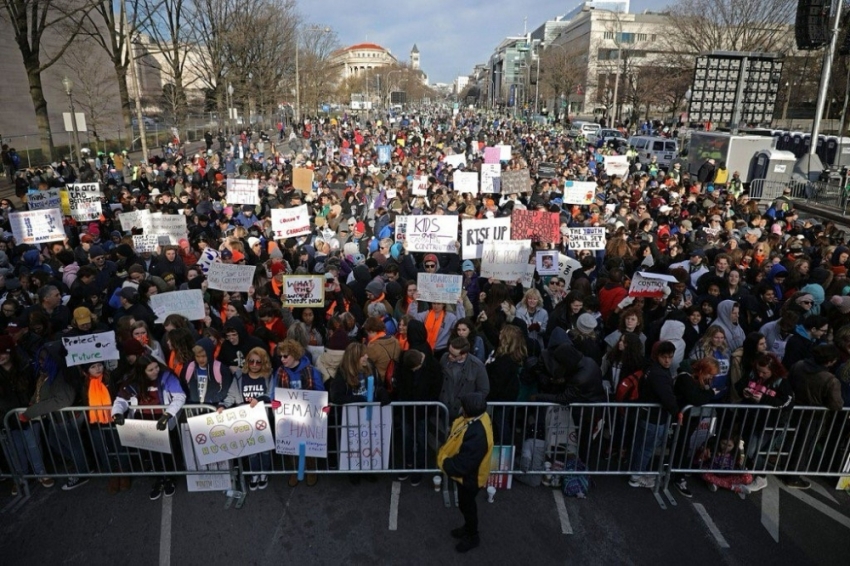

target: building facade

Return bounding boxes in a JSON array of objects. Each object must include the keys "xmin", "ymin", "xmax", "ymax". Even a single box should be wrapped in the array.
[{"xmin": 329, "ymin": 43, "xmax": 399, "ymax": 80}]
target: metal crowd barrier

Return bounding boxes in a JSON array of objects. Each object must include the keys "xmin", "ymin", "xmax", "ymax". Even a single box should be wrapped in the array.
[{"xmin": 748, "ymin": 177, "xmax": 849, "ymax": 213}]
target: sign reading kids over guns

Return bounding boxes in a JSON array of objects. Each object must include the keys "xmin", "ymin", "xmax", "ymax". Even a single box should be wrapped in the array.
[{"xmin": 403, "ymin": 215, "xmax": 458, "ymax": 254}]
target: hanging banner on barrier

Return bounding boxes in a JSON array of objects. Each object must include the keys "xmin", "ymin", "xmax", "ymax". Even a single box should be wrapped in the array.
[
  {"xmin": 274, "ymin": 388, "xmax": 328, "ymax": 458},
  {"xmin": 339, "ymin": 405, "xmax": 393, "ymax": 470},
  {"xmin": 180, "ymin": 423, "xmax": 233, "ymax": 492},
  {"xmin": 186, "ymin": 402, "xmax": 273, "ymax": 466},
  {"xmin": 116, "ymin": 419, "xmax": 172, "ymax": 454}
]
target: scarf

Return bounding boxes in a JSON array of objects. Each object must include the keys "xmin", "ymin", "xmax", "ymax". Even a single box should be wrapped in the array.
[
  {"xmin": 368, "ymin": 331, "xmax": 387, "ymax": 343},
  {"xmin": 168, "ymin": 351, "xmax": 184, "ymax": 380},
  {"xmin": 397, "ymin": 333, "xmax": 409, "ymax": 351},
  {"xmin": 87, "ymin": 377, "xmax": 112, "ymax": 424},
  {"xmin": 270, "ymin": 276, "xmax": 283, "ymax": 297},
  {"xmin": 424, "ymin": 309, "xmax": 445, "ymax": 350}
]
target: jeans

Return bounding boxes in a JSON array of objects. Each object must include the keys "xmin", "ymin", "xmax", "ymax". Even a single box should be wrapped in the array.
[
  {"xmin": 248, "ymin": 452, "xmax": 271, "ymax": 473},
  {"xmin": 10, "ymin": 422, "xmax": 46, "ymax": 475},
  {"xmin": 47, "ymin": 413, "xmax": 89, "ymax": 475},
  {"xmin": 630, "ymin": 418, "xmax": 667, "ymax": 473}
]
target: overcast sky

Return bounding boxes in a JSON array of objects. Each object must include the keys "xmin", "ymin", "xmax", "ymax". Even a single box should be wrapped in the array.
[{"xmin": 305, "ymin": 0, "xmax": 668, "ymax": 83}]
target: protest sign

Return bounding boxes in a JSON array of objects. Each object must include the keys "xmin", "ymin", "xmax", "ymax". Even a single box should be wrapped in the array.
[
  {"xmin": 453, "ymin": 171, "xmax": 478, "ymax": 194},
  {"xmin": 150, "ymin": 289, "xmax": 205, "ymax": 323},
  {"xmin": 568, "ymin": 227, "xmax": 606, "ymax": 251},
  {"xmin": 271, "ymin": 205, "xmax": 311, "ymax": 238},
  {"xmin": 292, "ymin": 168, "xmax": 314, "ymax": 192},
  {"xmin": 498, "ymin": 144, "xmax": 512, "ymax": 161},
  {"xmin": 395, "ymin": 215, "xmax": 408, "ymax": 242},
  {"xmin": 386, "ymin": 188, "xmax": 397, "ymax": 199},
  {"xmin": 63, "ymin": 331, "xmax": 119, "ymax": 366},
  {"xmin": 604, "ymin": 155, "xmax": 629, "ymax": 177},
  {"xmin": 461, "ymin": 216, "xmax": 511, "ymax": 260},
  {"xmin": 376, "ymin": 145, "xmax": 392, "ymax": 164},
  {"xmin": 119, "ymin": 209, "xmax": 152, "ymax": 232},
  {"xmin": 500, "ymin": 169, "xmax": 531, "ymax": 194},
  {"xmin": 480, "ymin": 164, "xmax": 501, "ymax": 193},
  {"xmin": 629, "ymin": 272, "xmax": 679, "ymax": 298},
  {"xmin": 536, "ymin": 251, "xmax": 559, "ymax": 276},
  {"xmin": 27, "ymin": 188, "xmax": 62, "ymax": 211},
  {"xmin": 339, "ymin": 405, "xmax": 393, "ymax": 470},
  {"xmin": 417, "ymin": 273, "xmax": 463, "ymax": 304},
  {"xmin": 116, "ymin": 419, "xmax": 172, "ymax": 454},
  {"xmin": 180, "ymin": 423, "xmax": 232, "ymax": 492},
  {"xmin": 281, "ymin": 275, "xmax": 325, "ymax": 307},
  {"xmin": 481, "ymin": 240, "xmax": 533, "ymax": 283},
  {"xmin": 66, "ymin": 183, "xmax": 102, "ymax": 221},
  {"xmin": 328, "ymin": 182, "xmax": 347, "ymax": 198},
  {"xmin": 10, "ymin": 209, "xmax": 66, "ymax": 244},
  {"xmin": 404, "ymin": 215, "xmax": 458, "ymax": 253},
  {"xmin": 225, "ymin": 179, "xmax": 259, "ymax": 204},
  {"xmin": 186, "ymin": 402, "xmax": 273, "ymax": 466},
  {"xmin": 538, "ymin": 162, "xmax": 558, "ymax": 178},
  {"xmin": 207, "ymin": 262, "xmax": 257, "ymax": 293},
  {"xmin": 132, "ymin": 235, "xmax": 159, "ymax": 253},
  {"xmin": 340, "ymin": 148, "xmax": 354, "ymax": 167},
  {"xmin": 411, "ymin": 175, "xmax": 429, "ymax": 196},
  {"xmin": 564, "ymin": 181, "xmax": 597, "ymax": 205},
  {"xmin": 325, "ymin": 144, "xmax": 334, "ymax": 163},
  {"xmin": 148, "ymin": 213, "xmax": 188, "ymax": 245},
  {"xmin": 274, "ymin": 389, "xmax": 328, "ymax": 458},
  {"xmin": 558, "ymin": 253, "xmax": 583, "ymax": 289},
  {"xmin": 484, "ymin": 146, "xmax": 501, "ymax": 164},
  {"xmin": 511, "ymin": 210, "xmax": 560, "ymax": 244},
  {"xmin": 444, "ymin": 153, "xmax": 466, "ymax": 168}
]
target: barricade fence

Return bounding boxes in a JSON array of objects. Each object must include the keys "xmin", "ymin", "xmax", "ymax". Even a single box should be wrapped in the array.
[{"xmin": 748, "ymin": 177, "xmax": 849, "ymax": 213}]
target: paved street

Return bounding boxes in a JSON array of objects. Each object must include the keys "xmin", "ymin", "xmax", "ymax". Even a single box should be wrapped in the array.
[{"xmin": 1, "ymin": 473, "xmax": 848, "ymax": 565}]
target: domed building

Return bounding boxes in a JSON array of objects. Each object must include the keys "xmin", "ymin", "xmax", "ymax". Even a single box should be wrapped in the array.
[{"xmin": 330, "ymin": 43, "xmax": 399, "ymax": 79}]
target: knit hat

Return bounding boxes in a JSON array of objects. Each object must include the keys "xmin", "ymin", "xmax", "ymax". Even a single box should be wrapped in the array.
[
  {"xmin": 830, "ymin": 295, "xmax": 850, "ymax": 314},
  {"xmin": 89, "ymin": 245, "xmax": 106, "ymax": 258},
  {"xmin": 423, "ymin": 253, "xmax": 438, "ymax": 265},
  {"xmin": 576, "ymin": 313, "xmax": 597, "ymax": 334},
  {"xmin": 270, "ymin": 262, "xmax": 286, "ymax": 277},
  {"xmin": 121, "ymin": 338, "xmax": 146, "ymax": 357},
  {"xmin": 366, "ymin": 279, "xmax": 384, "ymax": 297}
]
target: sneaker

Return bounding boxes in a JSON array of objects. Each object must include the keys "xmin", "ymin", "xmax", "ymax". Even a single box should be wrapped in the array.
[
  {"xmin": 450, "ymin": 527, "xmax": 468, "ymax": 539},
  {"xmin": 732, "ymin": 485, "xmax": 747, "ymax": 499},
  {"xmin": 747, "ymin": 476, "xmax": 768, "ymax": 492},
  {"xmin": 455, "ymin": 535, "xmax": 480, "ymax": 553},
  {"xmin": 675, "ymin": 478, "xmax": 693, "ymax": 498},
  {"xmin": 62, "ymin": 477, "xmax": 89, "ymax": 491},
  {"xmin": 258, "ymin": 475, "xmax": 269, "ymax": 490},
  {"xmin": 397, "ymin": 470, "xmax": 410, "ymax": 481},
  {"xmin": 410, "ymin": 473, "xmax": 422, "ymax": 487},
  {"xmin": 39, "ymin": 478, "xmax": 55, "ymax": 488},
  {"xmin": 149, "ymin": 480, "xmax": 164, "ymax": 501},
  {"xmin": 781, "ymin": 475, "xmax": 811, "ymax": 490},
  {"xmin": 249, "ymin": 475, "xmax": 260, "ymax": 491},
  {"xmin": 628, "ymin": 475, "xmax": 655, "ymax": 488},
  {"xmin": 707, "ymin": 483, "xmax": 718, "ymax": 492}
]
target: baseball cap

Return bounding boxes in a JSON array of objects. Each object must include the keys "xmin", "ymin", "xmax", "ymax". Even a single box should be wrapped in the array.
[{"xmin": 73, "ymin": 307, "xmax": 92, "ymax": 325}]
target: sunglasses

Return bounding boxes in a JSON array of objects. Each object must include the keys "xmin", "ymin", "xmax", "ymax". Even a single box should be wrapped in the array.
[
  {"xmin": 247, "ymin": 359, "xmax": 262, "ymax": 365},
  {"xmin": 425, "ymin": 263, "xmax": 436, "ymax": 268},
  {"xmin": 280, "ymin": 353, "xmax": 292, "ymax": 359}
]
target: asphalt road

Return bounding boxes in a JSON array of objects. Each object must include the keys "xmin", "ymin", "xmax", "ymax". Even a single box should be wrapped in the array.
[{"xmin": 1, "ymin": 472, "xmax": 848, "ymax": 565}]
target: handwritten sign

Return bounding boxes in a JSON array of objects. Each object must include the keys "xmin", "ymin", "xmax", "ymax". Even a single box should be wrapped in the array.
[
  {"xmin": 116, "ymin": 419, "xmax": 172, "ymax": 454},
  {"xmin": 340, "ymin": 148, "xmax": 354, "ymax": 167},
  {"xmin": 568, "ymin": 227, "xmax": 606, "ymax": 251},
  {"xmin": 536, "ymin": 251, "xmax": 559, "ymax": 276},
  {"xmin": 10, "ymin": 209, "xmax": 66, "ymax": 244},
  {"xmin": 558, "ymin": 253, "xmax": 583, "ymax": 289},
  {"xmin": 484, "ymin": 146, "xmax": 501, "ymax": 164},
  {"xmin": 604, "ymin": 155, "xmax": 629, "ymax": 177},
  {"xmin": 444, "ymin": 153, "xmax": 466, "ymax": 168},
  {"xmin": 186, "ymin": 402, "xmax": 273, "ymax": 466},
  {"xmin": 538, "ymin": 162, "xmax": 558, "ymax": 178},
  {"xmin": 339, "ymin": 405, "xmax": 393, "ymax": 470},
  {"xmin": 282, "ymin": 275, "xmax": 325, "ymax": 307},
  {"xmin": 180, "ymin": 423, "xmax": 232, "ymax": 492},
  {"xmin": 66, "ymin": 183, "xmax": 102, "ymax": 221},
  {"xmin": 376, "ymin": 145, "xmax": 392, "ymax": 164},
  {"xmin": 417, "ymin": 273, "xmax": 463, "ymax": 304},
  {"xmin": 411, "ymin": 175, "xmax": 429, "ymax": 196},
  {"xmin": 481, "ymin": 240, "xmax": 533, "ymax": 283},
  {"xmin": 480, "ymin": 164, "xmax": 501, "ymax": 193},
  {"xmin": 271, "ymin": 205, "xmax": 311, "ymax": 239},
  {"xmin": 119, "ymin": 209, "xmax": 152, "ymax": 232},
  {"xmin": 132, "ymin": 235, "xmax": 159, "ymax": 253},
  {"xmin": 500, "ymin": 169, "xmax": 531, "ymax": 194},
  {"xmin": 404, "ymin": 215, "xmax": 458, "ymax": 254},
  {"xmin": 629, "ymin": 272, "xmax": 679, "ymax": 298},
  {"xmin": 27, "ymin": 188, "xmax": 62, "ymax": 211},
  {"xmin": 147, "ymin": 213, "xmax": 188, "ymax": 245},
  {"xmin": 225, "ymin": 179, "xmax": 259, "ymax": 204},
  {"xmin": 564, "ymin": 181, "xmax": 597, "ymax": 205},
  {"xmin": 462, "ymin": 217, "xmax": 511, "ymax": 260},
  {"xmin": 292, "ymin": 168, "xmax": 314, "ymax": 192},
  {"xmin": 274, "ymin": 388, "xmax": 328, "ymax": 458},
  {"xmin": 511, "ymin": 210, "xmax": 560, "ymax": 244},
  {"xmin": 63, "ymin": 331, "xmax": 119, "ymax": 366},
  {"xmin": 453, "ymin": 171, "xmax": 478, "ymax": 194},
  {"xmin": 150, "ymin": 289, "xmax": 205, "ymax": 323},
  {"xmin": 207, "ymin": 262, "xmax": 257, "ymax": 293},
  {"xmin": 498, "ymin": 144, "xmax": 512, "ymax": 161}
]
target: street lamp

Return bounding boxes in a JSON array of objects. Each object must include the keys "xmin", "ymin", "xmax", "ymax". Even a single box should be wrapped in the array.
[
  {"xmin": 61, "ymin": 76, "xmax": 83, "ymax": 169},
  {"xmin": 295, "ymin": 26, "xmax": 332, "ymax": 124},
  {"xmin": 227, "ymin": 82, "xmax": 234, "ymax": 135}
]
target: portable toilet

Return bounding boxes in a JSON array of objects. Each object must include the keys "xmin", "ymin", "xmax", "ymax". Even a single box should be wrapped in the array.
[
  {"xmin": 791, "ymin": 132, "xmax": 804, "ymax": 157},
  {"xmin": 816, "ymin": 135, "xmax": 828, "ymax": 163},
  {"xmin": 825, "ymin": 136, "xmax": 838, "ymax": 167},
  {"xmin": 749, "ymin": 149, "xmax": 796, "ymax": 185},
  {"xmin": 773, "ymin": 130, "xmax": 783, "ymax": 150}
]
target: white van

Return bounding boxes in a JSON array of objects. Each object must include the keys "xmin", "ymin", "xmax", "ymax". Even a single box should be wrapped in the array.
[
  {"xmin": 570, "ymin": 121, "xmax": 602, "ymax": 143},
  {"xmin": 628, "ymin": 136, "xmax": 679, "ymax": 169}
]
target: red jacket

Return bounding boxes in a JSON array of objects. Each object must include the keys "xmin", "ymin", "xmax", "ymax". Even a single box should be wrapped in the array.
[{"xmin": 599, "ymin": 284, "xmax": 628, "ymax": 322}]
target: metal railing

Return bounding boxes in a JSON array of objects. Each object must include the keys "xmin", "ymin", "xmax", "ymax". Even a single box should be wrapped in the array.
[{"xmin": 748, "ymin": 177, "xmax": 849, "ymax": 214}]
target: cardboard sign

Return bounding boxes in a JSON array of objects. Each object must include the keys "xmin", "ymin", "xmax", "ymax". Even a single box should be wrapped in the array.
[
  {"xmin": 66, "ymin": 183, "xmax": 102, "ymax": 221},
  {"xmin": 629, "ymin": 272, "xmax": 679, "ymax": 298},
  {"xmin": 404, "ymin": 215, "xmax": 458, "ymax": 254},
  {"xmin": 63, "ymin": 331, "xmax": 120, "ymax": 366},
  {"xmin": 376, "ymin": 145, "xmax": 392, "ymax": 164},
  {"xmin": 27, "ymin": 188, "xmax": 62, "ymax": 211},
  {"xmin": 292, "ymin": 168, "xmax": 314, "ymax": 192},
  {"xmin": 498, "ymin": 144, "xmax": 512, "ymax": 161},
  {"xmin": 10, "ymin": 209, "xmax": 66, "ymax": 244},
  {"xmin": 282, "ymin": 275, "xmax": 325, "ymax": 307},
  {"xmin": 225, "ymin": 179, "xmax": 259, "ymax": 204},
  {"xmin": 453, "ymin": 171, "xmax": 478, "ymax": 194},
  {"xmin": 461, "ymin": 217, "xmax": 511, "ymax": 260},
  {"xmin": 480, "ymin": 164, "xmax": 501, "ymax": 193},
  {"xmin": 486, "ymin": 445, "xmax": 515, "ymax": 490},
  {"xmin": 536, "ymin": 251, "xmax": 559, "ymax": 276},
  {"xmin": 271, "ymin": 205, "xmax": 311, "ymax": 238},
  {"xmin": 564, "ymin": 181, "xmax": 597, "ymax": 205},
  {"xmin": 538, "ymin": 162, "xmax": 558, "ymax": 178},
  {"xmin": 411, "ymin": 175, "xmax": 429, "ymax": 196},
  {"xmin": 274, "ymin": 388, "xmax": 329, "ymax": 458},
  {"xmin": 339, "ymin": 405, "xmax": 393, "ymax": 470},
  {"xmin": 568, "ymin": 227, "xmax": 606, "ymax": 251},
  {"xmin": 500, "ymin": 169, "xmax": 531, "ymax": 195},
  {"xmin": 444, "ymin": 153, "xmax": 466, "ymax": 168},
  {"xmin": 417, "ymin": 273, "xmax": 463, "ymax": 304},
  {"xmin": 116, "ymin": 419, "xmax": 172, "ymax": 454},
  {"xmin": 147, "ymin": 213, "xmax": 188, "ymax": 245},
  {"xmin": 484, "ymin": 146, "xmax": 501, "ymax": 164},
  {"xmin": 207, "ymin": 262, "xmax": 257, "ymax": 293},
  {"xmin": 119, "ymin": 209, "xmax": 152, "ymax": 232},
  {"xmin": 340, "ymin": 148, "xmax": 354, "ymax": 167},
  {"xmin": 511, "ymin": 210, "xmax": 560, "ymax": 244},
  {"xmin": 150, "ymin": 289, "xmax": 206, "ymax": 323},
  {"xmin": 186, "ymin": 402, "xmax": 273, "ymax": 466},
  {"xmin": 558, "ymin": 253, "xmax": 583, "ymax": 289},
  {"xmin": 604, "ymin": 155, "xmax": 629, "ymax": 177},
  {"xmin": 180, "ymin": 423, "xmax": 232, "ymax": 492},
  {"xmin": 481, "ymin": 240, "xmax": 533, "ymax": 283},
  {"xmin": 132, "ymin": 235, "xmax": 159, "ymax": 253}
]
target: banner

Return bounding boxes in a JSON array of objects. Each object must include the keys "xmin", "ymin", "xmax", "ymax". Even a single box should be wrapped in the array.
[
  {"xmin": 10, "ymin": 209, "xmax": 66, "ymax": 244},
  {"xmin": 453, "ymin": 171, "xmax": 478, "ymax": 194},
  {"xmin": 225, "ymin": 179, "xmax": 259, "ymax": 204},
  {"xmin": 411, "ymin": 175, "xmax": 429, "ymax": 196},
  {"xmin": 511, "ymin": 210, "xmax": 560, "ymax": 244},
  {"xmin": 274, "ymin": 388, "xmax": 328, "ymax": 458},
  {"xmin": 271, "ymin": 205, "xmax": 311, "ymax": 239},
  {"xmin": 186, "ymin": 402, "xmax": 273, "ymax": 466},
  {"xmin": 481, "ymin": 240, "xmax": 533, "ymax": 283},
  {"xmin": 404, "ymin": 215, "xmax": 458, "ymax": 253},
  {"xmin": 484, "ymin": 146, "xmax": 501, "ymax": 164},
  {"xmin": 119, "ymin": 209, "xmax": 152, "ymax": 232},
  {"xmin": 538, "ymin": 162, "xmax": 558, "ymax": 178},
  {"xmin": 148, "ymin": 213, "xmax": 188, "ymax": 245},
  {"xmin": 604, "ymin": 155, "xmax": 629, "ymax": 177},
  {"xmin": 376, "ymin": 145, "xmax": 392, "ymax": 164},
  {"xmin": 180, "ymin": 423, "xmax": 232, "ymax": 492},
  {"xmin": 339, "ymin": 405, "xmax": 393, "ymax": 470},
  {"xmin": 292, "ymin": 168, "xmax": 314, "ymax": 192},
  {"xmin": 63, "ymin": 331, "xmax": 119, "ymax": 366},
  {"xmin": 564, "ymin": 180, "xmax": 597, "ymax": 205},
  {"xmin": 132, "ymin": 235, "xmax": 159, "ymax": 253},
  {"xmin": 461, "ymin": 217, "xmax": 511, "ymax": 260},
  {"xmin": 282, "ymin": 275, "xmax": 325, "ymax": 307},
  {"xmin": 536, "ymin": 251, "xmax": 559, "ymax": 276},
  {"xmin": 27, "ymin": 188, "xmax": 62, "ymax": 211},
  {"xmin": 207, "ymin": 262, "xmax": 257, "ymax": 293},
  {"xmin": 568, "ymin": 227, "xmax": 606, "ymax": 250},
  {"xmin": 340, "ymin": 148, "xmax": 354, "ymax": 167},
  {"xmin": 116, "ymin": 419, "xmax": 172, "ymax": 454},
  {"xmin": 150, "ymin": 289, "xmax": 205, "ymax": 323},
  {"xmin": 628, "ymin": 272, "xmax": 679, "ymax": 298},
  {"xmin": 443, "ymin": 153, "xmax": 466, "ymax": 168},
  {"xmin": 500, "ymin": 169, "xmax": 531, "ymax": 194},
  {"xmin": 417, "ymin": 273, "xmax": 463, "ymax": 304},
  {"xmin": 66, "ymin": 183, "xmax": 102, "ymax": 221},
  {"xmin": 480, "ymin": 164, "xmax": 501, "ymax": 193}
]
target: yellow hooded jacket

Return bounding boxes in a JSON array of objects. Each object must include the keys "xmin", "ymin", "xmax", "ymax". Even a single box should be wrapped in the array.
[{"xmin": 437, "ymin": 412, "xmax": 494, "ymax": 489}]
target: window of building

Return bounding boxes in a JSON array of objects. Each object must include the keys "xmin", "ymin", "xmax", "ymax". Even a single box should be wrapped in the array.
[
  {"xmin": 637, "ymin": 33, "xmax": 648, "ymax": 42},
  {"xmin": 604, "ymin": 31, "xmax": 614, "ymax": 39},
  {"xmin": 618, "ymin": 32, "xmax": 635, "ymax": 44},
  {"xmin": 651, "ymin": 34, "xmax": 657, "ymax": 42}
]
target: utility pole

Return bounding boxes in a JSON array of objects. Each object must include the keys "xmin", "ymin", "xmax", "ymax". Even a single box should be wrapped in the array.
[{"xmin": 129, "ymin": 37, "xmax": 148, "ymax": 162}]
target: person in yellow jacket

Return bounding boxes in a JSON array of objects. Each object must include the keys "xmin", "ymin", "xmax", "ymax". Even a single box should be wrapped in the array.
[{"xmin": 437, "ymin": 392, "xmax": 494, "ymax": 553}]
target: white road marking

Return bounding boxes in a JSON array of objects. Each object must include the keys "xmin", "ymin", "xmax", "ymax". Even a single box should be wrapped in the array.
[
  {"xmin": 389, "ymin": 481, "xmax": 401, "ymax": 531},
  {"xmin": 761, "ymin": 477, "xmax": 780, "ymax": 543},
  {"xmin": 159, "ymin": 495, "xmax": 173, "ymax": 566},
  {"xmin": 779, "ymin": 484, "xmax": 850, "ymax": 530},
  {"xmin": 552, "ymin": 490, "xmax": 573, "ymax": 535},
  {"xmin": 693, "ymin": 502, "xmax": 730, "ymax": 549},
  {"xmin": 804, "ymin": 477, "xmax": 839, "ymax": 505}
]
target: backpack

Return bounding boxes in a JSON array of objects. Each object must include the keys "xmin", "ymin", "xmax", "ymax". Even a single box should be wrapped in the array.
[
  {"xmin": 561, "ymin": 454, "xmax": 590, "ymax": 498},
  {"xmin": 614, "ymin": 370, "xmax": 645, "ymax": 404},
  {"xmin": 374, "ymin": 342, "xmax": 398, "ymax": 395}
]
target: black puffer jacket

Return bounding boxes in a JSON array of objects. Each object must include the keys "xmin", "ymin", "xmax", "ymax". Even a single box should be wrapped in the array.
[{"xmin": 535, "ymin": 343, "xmax": 606, "ymax": 404}]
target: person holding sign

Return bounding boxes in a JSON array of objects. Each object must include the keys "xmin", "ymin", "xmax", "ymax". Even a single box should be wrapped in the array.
[
  {"xmin": 182, "ymin": 339, "xmax": 233, "ymax": 405},
  {"xmin": 408, "ymin": 294, "xmax": 466, "ymax": 357}
]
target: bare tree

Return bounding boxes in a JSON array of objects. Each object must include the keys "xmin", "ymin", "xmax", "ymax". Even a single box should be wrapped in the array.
[
  {"xmin": 298, "ymin": 25, "xmax": 340, "ymax": 118},
  {"xmin": 538, "ymin": 44, "xmax": 587, "ymax": 114}
]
